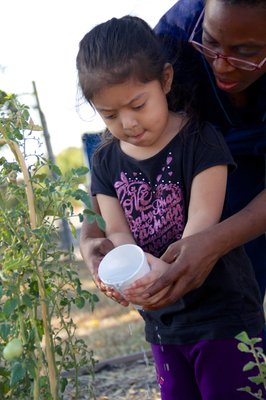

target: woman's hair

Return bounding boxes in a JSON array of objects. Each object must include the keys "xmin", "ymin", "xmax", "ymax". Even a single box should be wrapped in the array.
[{"xmin": 76, "ymin": 16, "xmax": 170, "ymax": 108}]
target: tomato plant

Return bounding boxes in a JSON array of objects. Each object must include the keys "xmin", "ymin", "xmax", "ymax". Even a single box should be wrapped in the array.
[
  {"xmin": 0, "ymin": 92, "xmax": 103, "ymax": 399},
  {"xmin": 236, "ymin": 332, "xmax": 266, "ymax": 399}
]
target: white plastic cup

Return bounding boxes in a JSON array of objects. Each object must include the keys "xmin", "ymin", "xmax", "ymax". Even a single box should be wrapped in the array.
[{"xmin": 98, "ymin": 244, "xmax": 150, "ymax": 307}]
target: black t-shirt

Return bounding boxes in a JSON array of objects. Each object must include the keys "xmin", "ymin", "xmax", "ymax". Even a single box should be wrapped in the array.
[
  {"xmin": 92, "ymin": 121, "xmax": 234, "ymax": 256},
  {"xmin": 91, "ymin": 120, "xmax": 264, "ymax": 344}
]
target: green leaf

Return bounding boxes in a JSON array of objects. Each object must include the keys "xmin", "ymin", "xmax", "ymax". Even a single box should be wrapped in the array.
[
  {"xmin": 83, "ymin": 208, "xmax": 96, "ymax": 217},
  {"xmin": 72, "ymin": 166, "xmax": 89, "ymax": 176},
  {"xmin": 3, "ymin": 298, "xmax": 18, "ymax": 316},
  {"xmin": 0, "ymin": 366, "xmax": 10, "ymax": 378},
  {"xmin": 13, "ymin": 129, "xmax": 23, "ymax": 140},
  {"xmin": 10, "ymin": 361, "xmax": 26, "ymax": 386},
  {"xmin": 237, "ymin": 386, "xmax": 251, "ymax": 393},
  {"xmin": 72, "ymin": 189, "xmax": 91, "ymax": 208},
  {"xmin": 60, "ymin": 377, "xmax": 68, "ymax": 393},
  {"xmin": 51, "ymin": 164, "xmax": 62, "ymax": 176},
  {"xmin": 96, "ymin": 214, "xmax": 106, "ymax": 231},
  {"xmin": 248, "ymin": 376, "xmax": 264, "ymax": 384},
  {"xmin": 92, "ymin": 293, "xmax": 99, "ymax": 303},
  {"xmin": 75, "ymin": 297, "xmax": 85, "ymax": 309},
  {"xmin": 35, "ymin": 319, "xmax": 44, "ymax": 338},
  {"xmin": 0, "ymin": 382, "xmax": 10, "ymax": 396},
  {"xmin": 69, "ymin": 221, "xmax": 77, "ymax": 238},
  {"xmin": 24, "ymin": 358, "xmax": 36, "ymax": 379},
  {"xmin": 243, "ymin": 361, "xmax": 257, "ymax": 372},
  {"xmin": 0, "ymin": 323, "xmax": 11, "ymax": 340},
  {"xmin": 22, "ymin": 294, "xmax": 33, "ymax": 308},
  {"xmin": 60, "ymin": 297, "xmax": 68, "ymax": 306},
  {"xmin": 235, "ymin": 331, "xmax": 250, "ymax": 344},
  {"xmin": 237, "ymin": 343, "xmax": 250, "ymax": 353},
  {"xmin": 4, "ymin": 258, "xmax": 21, "ymax": 271},
  {"xmin": 55, "ymin": 345, "xmax": 63, "ymax": 356},
  {"xmin": 85, "ymin": 213, "xmax": 96, "ymax": 224},
  {"xmin": 250, "ymin": 337, "xmax": 262, "ymax": 346},
  {"xmin": 29, "ymin": 280, "xmax": 39, "ymax": 297}
]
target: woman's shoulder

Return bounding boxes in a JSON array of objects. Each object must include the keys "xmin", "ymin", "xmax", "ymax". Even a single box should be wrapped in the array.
[{"xmin": 154, "ymin": 0, "xmax": 204, "ymax": 38}]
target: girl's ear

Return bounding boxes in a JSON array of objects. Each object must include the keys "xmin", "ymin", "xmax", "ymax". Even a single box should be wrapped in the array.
[{"xmin": 162, "ymin": 63, "xmax": 174, "ymax": 94}]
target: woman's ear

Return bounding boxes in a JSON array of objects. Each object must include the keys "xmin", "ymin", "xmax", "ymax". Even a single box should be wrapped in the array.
[{"xmin": 162, "ymin": 63, "xmax": 174, "ymax": 94}]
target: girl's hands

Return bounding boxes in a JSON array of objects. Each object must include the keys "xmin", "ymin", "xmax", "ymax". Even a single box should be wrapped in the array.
[
  {"xmin": 97, "ymin": 281, "xmax": 129, "ymax": 307},
  {"xmin": 80, "ymin": 236, "xmax": 130, "ymax": 306}
]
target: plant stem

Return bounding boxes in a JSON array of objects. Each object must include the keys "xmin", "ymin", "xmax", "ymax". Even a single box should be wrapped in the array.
[{"xmin": 2, "ymin": 138, "xmax": 59, "ymax": 400}]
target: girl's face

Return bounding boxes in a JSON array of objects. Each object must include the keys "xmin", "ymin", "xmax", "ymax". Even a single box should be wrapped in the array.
[
  {"xmin": 92, "ymin": 65, "xmax": 174, "ymax": 153},
  {"xmin": 203, "ymin": 0, "xmax": 266, "ymax": 93}
]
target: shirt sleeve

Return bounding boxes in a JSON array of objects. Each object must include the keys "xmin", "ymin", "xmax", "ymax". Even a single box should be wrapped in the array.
[
  {"xmin": 90, "ymin": 143, "xmax": 117, "ymax": 198},
  {"xmin": 190, "ymin": 121, "xmax": 237, "ymax": 179}
]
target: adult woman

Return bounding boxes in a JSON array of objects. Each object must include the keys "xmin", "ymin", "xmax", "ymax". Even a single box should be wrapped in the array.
[{"xmin": 80, "ymin": 0, "xmax": 266, "ymax": 310}]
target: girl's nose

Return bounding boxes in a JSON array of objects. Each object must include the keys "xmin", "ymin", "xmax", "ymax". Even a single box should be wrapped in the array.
[
  {"xmin": 121, "ymin": 112, "xmax": 137, "ymax": 130},
  {"xmin": 211, "ymin": 57, "xmax": 236, "ymax": 74}
]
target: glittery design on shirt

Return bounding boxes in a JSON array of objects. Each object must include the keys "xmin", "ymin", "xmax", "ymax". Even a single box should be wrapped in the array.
[{"xmin": 114, "ymin": 153, "xmax": 185, "ymax": 256}]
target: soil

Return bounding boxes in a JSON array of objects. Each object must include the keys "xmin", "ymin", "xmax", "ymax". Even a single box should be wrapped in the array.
[{"xmin": 63, "ymin": 356, "xmax": 160, "ymax": 400}]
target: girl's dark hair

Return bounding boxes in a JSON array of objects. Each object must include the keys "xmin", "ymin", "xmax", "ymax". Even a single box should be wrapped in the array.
[{"xmin": 77, "ymin": 16, "xmax": 169, "ymax": 108}]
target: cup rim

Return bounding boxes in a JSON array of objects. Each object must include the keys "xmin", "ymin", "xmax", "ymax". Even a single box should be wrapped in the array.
[{"xmin": 98, "ymin": 244, "xmax": 145, "ymax": 286}]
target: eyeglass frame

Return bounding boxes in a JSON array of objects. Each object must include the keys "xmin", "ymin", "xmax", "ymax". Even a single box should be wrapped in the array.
[{"xmin": 188, "ymin": 8, "xmax": 266, "ymax": 71}]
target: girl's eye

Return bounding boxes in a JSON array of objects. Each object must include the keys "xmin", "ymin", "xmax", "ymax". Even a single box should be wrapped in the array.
[
  {"xmin": 103, "ymin": 114, "xmax": 116, "ymax": 120},
  {"xmin": 133, "ymin": 103, "xmax": 145, "ymax": 110}
]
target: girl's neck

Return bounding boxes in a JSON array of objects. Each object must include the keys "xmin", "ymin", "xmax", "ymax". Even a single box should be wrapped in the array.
[{"xmin": 120, "ymin": 111, "xmax": 188, "ymax": 160}]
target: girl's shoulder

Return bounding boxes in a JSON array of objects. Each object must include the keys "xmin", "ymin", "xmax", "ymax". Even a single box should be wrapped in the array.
[
  {"xmin": 181, "ymin": 118, "xmax": 234, "ymax": 157},
  {"xmin": 180, "ymin": 117, "xmax": 220, "ymax": 138},
  {"xmin": 92, "ymin": 136, "xmax": 119, "ymax": 166}
]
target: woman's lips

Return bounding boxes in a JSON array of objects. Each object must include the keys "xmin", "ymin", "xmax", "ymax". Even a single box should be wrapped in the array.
[{"xmin": 215, "ymin": 77, "xmax": 239, "ymax": 91}]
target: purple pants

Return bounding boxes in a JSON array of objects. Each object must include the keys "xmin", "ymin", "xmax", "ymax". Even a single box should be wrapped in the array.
[{"xmin": 151, "ymin": 336, "xmax": 265, "ymax": 400}]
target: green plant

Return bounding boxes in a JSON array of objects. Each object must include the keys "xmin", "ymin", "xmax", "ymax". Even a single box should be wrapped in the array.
[
  {"xmin": 236, "ymin": 331, "xmax": 266, "ymax": 399},
  {"xmin": 0, "ymin": 92, "xmax": 104, "ymax": 399}
]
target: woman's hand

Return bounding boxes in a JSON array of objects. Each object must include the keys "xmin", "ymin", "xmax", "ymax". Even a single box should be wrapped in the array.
[
  {"xmin": 138, "ymin": 232, "xmax": 220, "ymax": 309},
  {"xmin": 123, "ymin": 253, "xmax": 173, "ymax": 309}
]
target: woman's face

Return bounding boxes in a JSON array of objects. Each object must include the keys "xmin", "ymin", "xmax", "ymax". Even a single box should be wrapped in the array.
[{"xmin": 203, "ymin": 0, "xmax": 266, "ymax": 93}]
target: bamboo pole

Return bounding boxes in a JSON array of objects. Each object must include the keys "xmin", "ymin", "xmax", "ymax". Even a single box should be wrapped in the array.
[{"xmin": 0, "ymin": 137, "xmax": 58, "ymax": 400}]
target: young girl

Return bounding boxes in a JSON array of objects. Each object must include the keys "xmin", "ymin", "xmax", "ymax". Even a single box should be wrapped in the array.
[{"xmin": 76, "ymin": 16, "xmax": 265, "ymax": 400}]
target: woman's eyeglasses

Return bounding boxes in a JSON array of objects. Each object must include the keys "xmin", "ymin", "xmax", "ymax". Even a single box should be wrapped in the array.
[{"xmin": 188, "ymin": 9, "xmax": 266, "ymax": 72}]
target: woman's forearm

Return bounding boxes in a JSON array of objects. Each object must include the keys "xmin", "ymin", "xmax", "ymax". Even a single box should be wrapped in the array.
[{"xmin": 206, "ymin": 189, "xmax": 266, "ymax": 257}]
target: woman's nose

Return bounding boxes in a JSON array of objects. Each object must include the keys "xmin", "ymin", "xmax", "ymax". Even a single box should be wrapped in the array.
[{"xmin": 211, "ymin": 57, "xmax": 236, "ymax": 74}]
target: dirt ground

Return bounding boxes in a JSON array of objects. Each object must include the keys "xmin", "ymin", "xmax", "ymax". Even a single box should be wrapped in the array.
[
  {"xmin": 64, "ymin": 358, "xmax": 160, "ymax": 400},
  {"xmin": 62, "ymin": 259, "xmax": 161, "ymax": 400}
]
